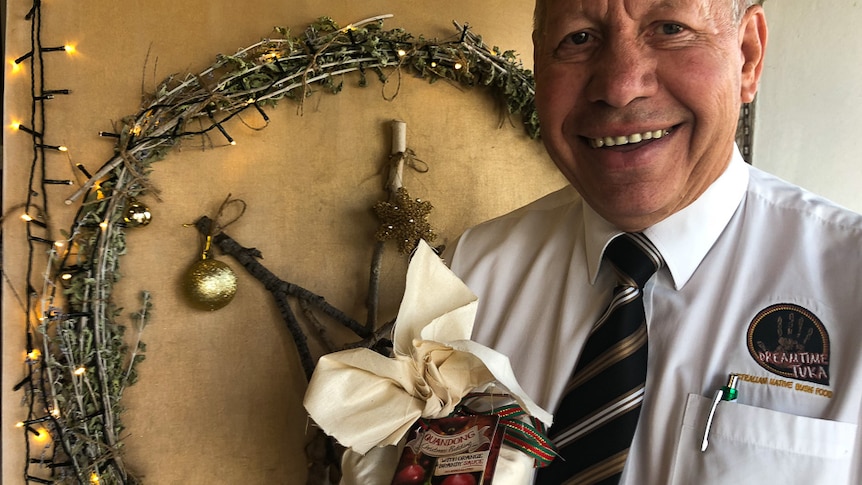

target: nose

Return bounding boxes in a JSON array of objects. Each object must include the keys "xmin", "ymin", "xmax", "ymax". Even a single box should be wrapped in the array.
[{"xmin": 586, "ymin": 38, "xmax": 658, "ymax": 108}]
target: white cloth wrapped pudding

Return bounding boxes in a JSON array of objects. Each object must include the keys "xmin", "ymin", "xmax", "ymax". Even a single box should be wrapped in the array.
[{"xmin": 303, "ymin": 240, "xmax": 553, "ymax": 484}]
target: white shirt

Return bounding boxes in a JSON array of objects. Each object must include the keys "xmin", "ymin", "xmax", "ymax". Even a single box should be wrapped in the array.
[{"xmin": 447, "ymin": 146, "xmax": 862, "ymax": 484}]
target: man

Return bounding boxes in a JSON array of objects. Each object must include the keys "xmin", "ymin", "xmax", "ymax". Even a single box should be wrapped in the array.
[{"xmin": 447, "ymin": 0, "xmax": 861, "ymax": 483}]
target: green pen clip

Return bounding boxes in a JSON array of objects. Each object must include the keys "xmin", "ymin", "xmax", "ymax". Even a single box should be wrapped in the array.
[
  {"xmin": 701, "ymin": 374, "xmax": 740, "ymax": 452},
  {"xmin": 721, "ymin": 374, "xmax": 740, "ymax": 401}
]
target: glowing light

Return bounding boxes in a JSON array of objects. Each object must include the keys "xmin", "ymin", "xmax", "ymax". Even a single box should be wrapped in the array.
[
  {"xmin": 27, "ymin": 349, "xmax": 41, "ymax": 362},
  {"xmin": 62, "ymin": 273, "xmax": 73, "ymax": 281},
  {"xmin": 36, "ymin": 144, "xmax": 68, "ymax": 152},
  {"xmin": 21, "ymin": 213, "xmax": 33, "ymax": 222},
  {"xmin": 11, "ymin": 122, "xmax": 42, "ymax": 136},
  {"xmin": 15, "ymin": 421, "xmax": 25, "ymax": 428},
  {"xmin": 73, "ymin": 367, "xmax": 86, "ymax": 376},
  {"xmin": 9, "ymin": 59, "xmax": 24, "ymax": 74},
  {"xmin": 90, "ymin": 473, "xmax": 100, "ymax": 484},
  {"xmin": 454, "ymin": 62, "xmax": 463, "ymax": 70},
  {"xmin": 42, "ymin": 44, "xmax": 75, "ymax": 54},
  {"xmin": 430, "ymin": 61, "xmax": 438, "ymax": 68},
  {"xmin": 397, "ymin": 49, "xmax": 407, "ymax": 57},
  {"xmin": 99, "ymin": 221, "xmax": 109, "ymax": 231},
  {"xmin": 27, "ymin": 426, "xmax": 51, "ymax": 442},
  {"xmin": 54, "ymin": 240, "xmax": 65, "ymax": 249},
  {"xmin": 52, "ymin": 409, "xmax": 61, "ymax": 417}
]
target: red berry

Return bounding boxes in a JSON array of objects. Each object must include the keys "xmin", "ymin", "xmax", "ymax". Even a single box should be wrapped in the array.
[
  {"xmin": 392, "ymin": 463, "xmax": 427, "ymax": 485},
  {"xmin": 440, "ymin": 473, "xmax": 477, "ymax": 485}
]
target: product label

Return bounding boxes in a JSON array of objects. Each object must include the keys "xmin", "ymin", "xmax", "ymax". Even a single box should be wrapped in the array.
[{"xmin": 391, "ymin": 414, "xmax": 503, "ymax": 485}]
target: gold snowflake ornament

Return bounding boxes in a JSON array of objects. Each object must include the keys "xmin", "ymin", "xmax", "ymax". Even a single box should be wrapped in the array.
[{"xmin": 373, "ymin": 187, "xmax": 436, "ymax": 254}]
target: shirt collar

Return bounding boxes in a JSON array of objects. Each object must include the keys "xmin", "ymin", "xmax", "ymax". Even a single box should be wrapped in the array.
[{"xmin": 584, "ymin": 145, "xmax": 750, "ymax": 289}]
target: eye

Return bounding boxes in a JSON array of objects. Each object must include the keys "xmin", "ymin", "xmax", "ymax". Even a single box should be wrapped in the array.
[
  {"xmin": 659, "ymin": 23, "xmax": 685, "ymax": 35},
  {"xmin": 566, "ymin": 31, "xmax": 592, "ymax": 45}
]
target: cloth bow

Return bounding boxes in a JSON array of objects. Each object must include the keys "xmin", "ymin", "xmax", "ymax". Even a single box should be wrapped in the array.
[{"xmin": 303, "ymin": 240, "xmax": 552, "ymax": 454}]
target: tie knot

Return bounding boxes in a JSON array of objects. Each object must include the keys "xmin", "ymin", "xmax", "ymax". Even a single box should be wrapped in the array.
[{"xmin": 605, "ymin": 233, "xmax": 663, "ymax": 288}]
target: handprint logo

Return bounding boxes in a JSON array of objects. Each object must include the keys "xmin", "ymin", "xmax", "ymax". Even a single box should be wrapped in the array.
[{"xmin": 748, "ymin": 304, "xmax": 830, "ymax": 385}]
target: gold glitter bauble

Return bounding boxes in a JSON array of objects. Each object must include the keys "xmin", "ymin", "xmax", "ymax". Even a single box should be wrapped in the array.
[
  {"xmin": 123, "ymin": 199, "xmax": 152, "ymax": 227},
  {"xmin": 183, "ymin": 258, "xmax": 237, "ymax": 311}
]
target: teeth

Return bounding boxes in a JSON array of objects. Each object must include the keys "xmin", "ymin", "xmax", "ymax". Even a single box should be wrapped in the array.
[{"xmin": 590, "ymin": 129, "xmax": 670, "ymax": 148}]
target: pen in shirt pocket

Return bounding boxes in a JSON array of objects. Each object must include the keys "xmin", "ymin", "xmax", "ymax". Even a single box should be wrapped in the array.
[{"xmin": 700, "ymin": 373, "xmax": 739, "ymax": 452}]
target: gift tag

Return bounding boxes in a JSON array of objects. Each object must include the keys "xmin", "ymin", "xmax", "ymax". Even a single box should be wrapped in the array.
[{"xmin": 391, "ymin": 413, "xmax": 504, "ymax": 485}]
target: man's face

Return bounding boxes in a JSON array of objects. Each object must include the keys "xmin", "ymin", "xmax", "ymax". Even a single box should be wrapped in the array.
[{"xmin": 533, "ymin": 0, "xmax": 766, "ymax": 231}]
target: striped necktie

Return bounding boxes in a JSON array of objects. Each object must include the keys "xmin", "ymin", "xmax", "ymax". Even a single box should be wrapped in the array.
[{"xmin": 537, "ymin": 233, "xmax": 663, "ymax": 484}]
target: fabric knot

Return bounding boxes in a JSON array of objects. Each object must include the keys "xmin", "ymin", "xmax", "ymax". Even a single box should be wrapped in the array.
[{"xmin": 604, "ymin": 233, "xmax": 663, "ymax": 289}]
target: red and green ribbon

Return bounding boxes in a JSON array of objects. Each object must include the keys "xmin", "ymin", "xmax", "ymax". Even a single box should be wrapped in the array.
[{"xmin": 459, "ymin": 393, "xmax": 559, "ymax": 468}]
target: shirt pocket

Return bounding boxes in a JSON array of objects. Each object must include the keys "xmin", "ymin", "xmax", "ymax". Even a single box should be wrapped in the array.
[{"xmin": 669, "ymin": 393, "xmax": 857, "ymax": 485}]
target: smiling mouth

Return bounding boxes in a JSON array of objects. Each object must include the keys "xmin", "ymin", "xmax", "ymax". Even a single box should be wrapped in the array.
[{"xmin": 588, "ymin": 128, "xmax": 672, "ymax": 149}]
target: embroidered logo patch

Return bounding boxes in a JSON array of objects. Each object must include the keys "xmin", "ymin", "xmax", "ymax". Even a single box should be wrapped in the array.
[{"xmin": 747, "ymin": 303, "xmax": 830, "ymax": 385}]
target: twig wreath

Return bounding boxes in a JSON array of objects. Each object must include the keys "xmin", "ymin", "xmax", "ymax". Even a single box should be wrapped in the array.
[{"xmin": 14, "ymin": 11, "xmax": 540, "ymax": 485}]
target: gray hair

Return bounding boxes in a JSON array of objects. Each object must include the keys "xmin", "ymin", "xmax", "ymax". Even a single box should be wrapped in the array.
[{"xmin": 734, "ymin": 0, "xmax": 764, "ymax": 22}]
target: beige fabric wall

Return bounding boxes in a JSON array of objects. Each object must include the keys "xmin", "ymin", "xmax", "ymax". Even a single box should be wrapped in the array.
[{"xmin": 2, "ymin": 1, "xmax": 566, "ymax": 483}]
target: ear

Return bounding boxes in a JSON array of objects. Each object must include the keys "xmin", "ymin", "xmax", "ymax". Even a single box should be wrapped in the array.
[{"xmin": 739, "ymin": 6, "xmax": 768, "ymax": 103}]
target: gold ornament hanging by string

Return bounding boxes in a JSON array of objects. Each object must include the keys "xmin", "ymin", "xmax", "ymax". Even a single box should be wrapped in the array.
[
  {"xmin": 182, "ymin": 195, "xmax": 246, "ymax": 311},
  {"xmin": 123, "ymin": 198, "xmax": 152, "ymax": 227},
  {"xmin": 184, "ymin": 235, "xmax": 238, "ymax": 311}
]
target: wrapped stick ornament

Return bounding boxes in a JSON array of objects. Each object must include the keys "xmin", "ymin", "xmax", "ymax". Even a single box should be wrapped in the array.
[{"xmin": 373, "ymin": 120, "xmax": 436, "ymax": 255}]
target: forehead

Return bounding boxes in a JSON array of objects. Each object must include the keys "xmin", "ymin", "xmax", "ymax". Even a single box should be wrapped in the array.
[{"xmin": 538, "ymin": 0, "xmax": 725, "ymax": 19}]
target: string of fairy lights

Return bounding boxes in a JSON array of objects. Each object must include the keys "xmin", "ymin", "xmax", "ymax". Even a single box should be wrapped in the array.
[
  {"xmin": 6, "ymin": 2, "xmax": 540, "ymax": 484},
  {"xmin": 10, "ymin": 1, "xmax": 82, "ymax": 483},
  {"xmin": 10, "ymin": 2, "xmax": 149, "ymax": 483}
]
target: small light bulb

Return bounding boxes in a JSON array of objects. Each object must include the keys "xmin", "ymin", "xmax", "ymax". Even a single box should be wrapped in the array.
[
  {"xmin": 99, "ymin": 221, "xmax": 109, "ymax": 231},
  {"xmin": 52, "ymin": 408, "xmax": 61, "ymax": 417},
  {"xmin": 11, "ymin": 121, "xmax": 21, "ymax": 130},
  {"xmin": 34, "ymin": 427, "xmax": 49, "ymax": 442},
  {"xmin": 229, "ymin": 140, "xmax": 237, "ymax": 146},
  {"xmin": 454, "ymin": 62, "xmax": 463, "ymax": 70},
  {"xmin": 62, "ymin": 273, "xmax": 73, "ymax": 281},
  {"xmin": 397, "ymin": 49, "xmax": 407, "ymax": 57},
  {"xmin": 58, "ymin": 146, "xmax": 68, "ymax": 152},
  {"xmin": 54, "ymin": 240, "xmax": 65, "ymax": 249},
  {"xmin": 64, "ymin": 45, "xmax": 76, "ymax": 54},
  {"xmin": 73, "ymin": 367, "xmax": 86, "ymax": 376},
  {"xmin": 90, "ymin": 472, "xmax": 100, "ymax": 484},
  {"xmin": 430, "ymin": 61, "xmax": 438, "ymax": 68},
  {"xmin": 15, "ymin": 421, "xmax": 25, "ymax": 428},
  {"xmin": 27, "ymin": 349, "xmax": 41, "ymax": 361},
  {"xmin": 21, "ymin": 213, "xmax": 33, "ymax": 222}
]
